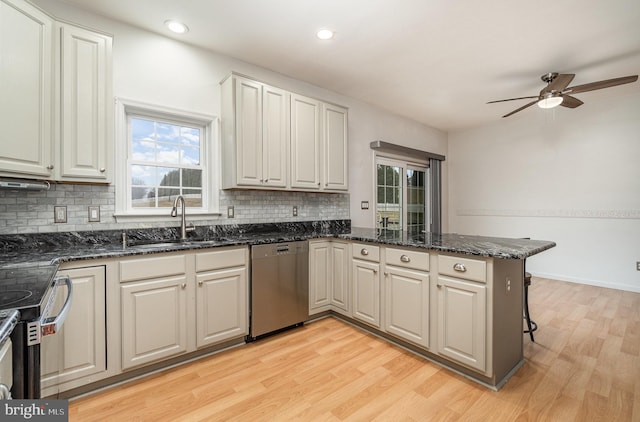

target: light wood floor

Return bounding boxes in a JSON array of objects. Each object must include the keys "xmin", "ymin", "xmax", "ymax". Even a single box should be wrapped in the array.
[{"xmin": 69, "ymin": 277, "xmax": 640, "ymax": 421}]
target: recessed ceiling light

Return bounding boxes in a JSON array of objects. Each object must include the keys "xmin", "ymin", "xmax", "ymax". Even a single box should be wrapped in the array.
[
  {"xmin": 165, "ymin": 20, "xmax": 189, "ymax": 34},
  {"xmin": 316, "ymin": 29, "xmax": 334, "ymax": 40}
]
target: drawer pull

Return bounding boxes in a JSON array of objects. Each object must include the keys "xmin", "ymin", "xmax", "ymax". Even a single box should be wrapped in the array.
[
  {"xmin": 453, "ymin": 263, "xmax": 467, "ymax": 272},
  {"xmin": 181, "ymin": 283, "xmax": 187, "ymax": 289},
  {"xmin": 361, "ymin": 248, "xmax": 369, "ymax": 256},
  {"xmin": 400, "ymin": 254, "xmax": 411, "ymax": 263}
]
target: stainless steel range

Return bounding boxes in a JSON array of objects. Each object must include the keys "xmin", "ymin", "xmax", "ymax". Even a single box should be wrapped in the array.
[{"xmin": 0, "ymin": 265, "xmax": 73, "ymax": 399}]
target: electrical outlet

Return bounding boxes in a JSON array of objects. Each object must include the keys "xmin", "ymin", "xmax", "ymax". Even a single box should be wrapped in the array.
[
  {"xmin": 227, "ymin": 206, "xmax": 234, "ymax": 218},
  {"xmin": 88, "ymin": 206, "xmax": 100, "ymax": 222},
  {"xmin": 54, "ymin": 206, "xmax": 67, "ymax": 223},
  {"xmin": 293, "ymin": 206, "xmax": 298, "ymax": 217},
  {"xmin": 361, "ymin": 201, "xmax": 369, "ymax": 210}
]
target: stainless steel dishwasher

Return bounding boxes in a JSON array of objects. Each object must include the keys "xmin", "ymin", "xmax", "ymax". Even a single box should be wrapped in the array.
[{"xmin": 249, "ymin": 241, "xmax": 309, "ymax": 340}]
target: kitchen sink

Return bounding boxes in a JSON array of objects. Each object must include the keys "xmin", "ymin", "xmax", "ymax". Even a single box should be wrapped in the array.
[
  {"xmin": 128, "ymin": 240, "xmax": 202, "ymax": 249},
  {"xmin": 127, "ymin": 239, "xmax": 234, "ymax": 250}
]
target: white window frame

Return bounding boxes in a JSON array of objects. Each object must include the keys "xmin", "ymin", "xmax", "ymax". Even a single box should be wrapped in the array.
[{"xmin": 114, "ymin": 98, "xmax": 220, "ymax": 222}]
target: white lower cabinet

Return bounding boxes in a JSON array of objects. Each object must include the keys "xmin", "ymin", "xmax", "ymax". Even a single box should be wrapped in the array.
[
  {"xmin": 384, "ymin": 266, "xmax": 430, "ymax": 348},
  {"xmin": 352, "ymin": 259, "xmax": 381, "ymax": 328},
  {"xmin": 329, "ymin": 242, "xmax": 349, "ymax": 314},
  {"xmin": 351, "ymin": 243, "xmax": 381, "ymax": 328},
  {"xmin": 119, "ymin": 248, "xmax": 248, "ymax": 371},
  {"xmin": 195, "ymin": 247, "xmax": 248, "ymax": 348},
  {"xmin": 309, "ymin": 240, "xmax": 349, "ymax": 316},
  {"xmin": 41, "ymin": 266, "xmax": 106, "ymax": 395},
  {"xmin": 121, "ymin": 275, "xmax": 189, "ymax": 370},
  {"xmin": 436, "ymin": 254, "xmax": 488, "ymax": 373},
  {"xmin": 309, "ymin": 241, "xmax": 331, "ymax": 313}
]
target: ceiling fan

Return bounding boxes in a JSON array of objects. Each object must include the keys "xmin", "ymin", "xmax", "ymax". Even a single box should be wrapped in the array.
[{"xmin": 488, "ymin": 72, "xmax": 638, "ymax": 118}]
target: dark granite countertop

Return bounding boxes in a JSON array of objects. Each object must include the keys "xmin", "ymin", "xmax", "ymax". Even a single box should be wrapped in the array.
[
  {"xmin": 0, "ymin": 223, "xmax": 556, "ymax": 268},
  {"xmin": 339, "ymin": 228, "xmax": 556, "ymax": 259}
]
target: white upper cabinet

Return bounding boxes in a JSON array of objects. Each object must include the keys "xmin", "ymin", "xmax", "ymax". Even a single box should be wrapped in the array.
[
  {"xmin": 290, "ymin": 93, "xmax": 321, "ymax": 189},
  {"xmin": 221, "ymin": 75, "xmax": 289, "ymax": 189},
  {"xmin": 0, "ymin": 0, "xmax": 113, "ymax": 183},
  {"xmin": 58, "ymin": 23, "xmax": 112, "ymax": 182},
  {"xmin": 291, "ymin": 94, "xmax": 349, "ymax": 192},
  {"xmin": 221, "ymin": 73, "xmax": 348, "ymax": 192},
  {"xmin": 0, "ymin": 0, "xmax": 54, "ymax": 178},
  {"xmin": 322, "ymin": 103, "xmax": 348, "ymax": 191}
]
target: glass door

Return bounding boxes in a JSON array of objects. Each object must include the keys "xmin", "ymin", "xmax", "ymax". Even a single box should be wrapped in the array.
[
  {"xmin": 376, "ymin": 158, "xmax": 429, "ymax": 235},
  {"xmin": 406, "ymin": 166, "xmax": 427, "ymax": 235}
]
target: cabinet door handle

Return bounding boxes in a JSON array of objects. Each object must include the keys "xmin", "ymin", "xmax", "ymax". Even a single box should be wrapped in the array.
[
  {"xmin": 400, "ymin": 254, "xmax": 410, "ymax": 263},
  {"xmin": 384, "ymin": 271, "xmax": 388, "ymax": 276},
  {"xmin": 198, "ymin": 280, "xmax": 203, "ymax": 287},
  {"xmin": 373, "ymin": 269, "xmax": 378, "ymax": 274},
  {"xmin": 453, "ymin": 263, "xmax": 467, "ymax": 272},
  {"xmin": 437, "ymin": 283, "xmax": 442, "ymax": 288},
  {"xmin": 317, "ymin": 182, "xmax": 321, "ymax": 186},
  {"xmin": 47, "ymin": 164, "xmax": 54, "ymax": 170},
  {"xmin": 181, "ymin": 283, "xmax": 187, "ymax": 289},
  {"xmin": 99, "ymin": 168, "xmax": 106, "ymax": 173},
  {"xmin": 360, "ymin": 248, "xmax": 369, "ymax": 256}
]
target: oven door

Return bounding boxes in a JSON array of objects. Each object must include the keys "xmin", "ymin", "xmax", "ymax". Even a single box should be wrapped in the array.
[
  {"xmin": 15, "ymin": 275, "xmax": 74, "ymax": 399},
  {"xmin": 38, "ymin": 275, "xmax": 74, "ymax": 399}
]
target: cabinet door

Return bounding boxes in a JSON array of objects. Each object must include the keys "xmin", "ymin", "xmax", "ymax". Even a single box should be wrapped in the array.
[
  {"xmin": 0, "ymin": 0, "xmax": 54, "ymax": 178},
  {"xmin": 262, "ymin": 84, "xmax": 288, "ymax": 188},
  {"xmin": 352, "ymin": 259, "xmax": 381, "ymax": 328},
  {"xmin": 384, "ymin": 266, "xmax": 429, "ymax": 348},
  {"xmin": 41, "ymin": 266, "xmax": 106, "ymax": 393},
  {"xmin": 330, "ymin": 242, "xmax": 350, "ymax": 314},
  {"xmin": 234, "ymin": 77, "xmax": 263, "ymax": 186},
  {"xmin": 290, "ymin": 94, "xmax": 321, "ymax": 189},
  {"xmin": 322, "ymin": 103, "xmax": 348, "ymax": 191},
  {"xmin": 309, "ymin": 241, "xmax": 331, "ymax": 314},
  {"xmin": 437, "ymin": 276, "xmax": 486, "ymax": 372},
  {"xmin": 121, "ymin": 276, "xmax": 188, "ymax": 370},
  {"xmin": 59, "ymin": 24, "xmax": 112, "ymax": 181},
  {"xmin": 196, "ymin": 267, "xmax": 247, "ymax": 348}
]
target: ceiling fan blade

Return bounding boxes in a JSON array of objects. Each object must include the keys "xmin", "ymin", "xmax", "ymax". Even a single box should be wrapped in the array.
[
  {"xmin": 564, "ymin": 75, "xmax": 638, "ymax": 95},
  {"xmin": 502, "ymin": 99, "xmax": 538, "ymax": 118},
  {"xmin": 560, "ymin": 95, "xmax": 583, "ymax": 108},
  {"xmin": 541, "ymin": 73, "xmax": 575, "ymax": 94},
  {"xmin": 487, "ymin": 95, "xmax": 538, "ymax": 104}
]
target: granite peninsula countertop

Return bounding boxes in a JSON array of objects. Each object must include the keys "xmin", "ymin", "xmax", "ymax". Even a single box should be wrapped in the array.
[
  {"xmin": 0, "ymin": 221, "xmax": 555, "ymax": 284},
  {"xmin": 340, "ymin": 228, "xmax": 556, "ymax": 259}
]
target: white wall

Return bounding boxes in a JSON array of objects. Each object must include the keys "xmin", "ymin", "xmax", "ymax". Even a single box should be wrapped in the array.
[
  {"xmin": 448, "ymin": 92, "xmax": 640, "ymax": 292},
  {"xmin": 33, "ymin": 0, "xmax": 448, "ymax": 230}
]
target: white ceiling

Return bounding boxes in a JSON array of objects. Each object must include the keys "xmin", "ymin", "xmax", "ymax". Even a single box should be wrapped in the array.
[{"xmin": 58, "ymin": 0, "xmax": 640, "ymax": 132}]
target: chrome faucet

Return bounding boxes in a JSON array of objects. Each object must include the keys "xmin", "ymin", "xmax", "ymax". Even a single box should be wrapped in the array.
[{"xmin": 171, "ymin": 195, "xmax": 194, "ymax": 241}]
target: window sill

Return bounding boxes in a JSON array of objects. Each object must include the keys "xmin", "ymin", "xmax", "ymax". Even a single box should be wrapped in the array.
[{"xmin": 113, "ymin": 211, "xmax": 222, "ymax": 224}]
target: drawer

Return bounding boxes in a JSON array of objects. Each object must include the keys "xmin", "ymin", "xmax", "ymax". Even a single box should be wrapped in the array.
[
  {"xmin": 438, "ymin": 254, "xmax": 486, "ymax": 283},
  {"xmin": 352, "ymin": 243, "xmax": 380, "ymax": 262},
  {"xmin": 120, "ymin": 254, "xmax": 186, "ymax": 282},
  {"xmin": 385, "ymin": 247, "xmax": 429, "ymax": 271},
  {"xmin": 196, "ymin": 247, "xmax": 247, "ymax": 272}
]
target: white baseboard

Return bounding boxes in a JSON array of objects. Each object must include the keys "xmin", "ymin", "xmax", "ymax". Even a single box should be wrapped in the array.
[{"xmin": 531, "ymin": 271, "xmax": 640, "ymax": 293}]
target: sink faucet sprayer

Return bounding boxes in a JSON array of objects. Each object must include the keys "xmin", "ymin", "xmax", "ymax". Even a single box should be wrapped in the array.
[{"xmin": 171, "ymin": 195, "xmax": 195, "ymax": 241}]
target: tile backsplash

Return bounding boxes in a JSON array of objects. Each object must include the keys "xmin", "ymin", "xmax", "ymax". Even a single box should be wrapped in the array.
[{"xmin": 0, "ymin": 183, "xmax": 350, "ymax": 235}]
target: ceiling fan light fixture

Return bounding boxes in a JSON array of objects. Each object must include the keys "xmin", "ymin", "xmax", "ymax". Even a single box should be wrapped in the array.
[{"xmin": 537, "ymin": 95, "xmax": 563, "ymax": 109}]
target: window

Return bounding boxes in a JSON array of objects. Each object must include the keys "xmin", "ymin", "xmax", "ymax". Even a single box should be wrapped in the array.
[{"xmin": 115, "ymin": 99, "xmax": 219, "ymax": 221}]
